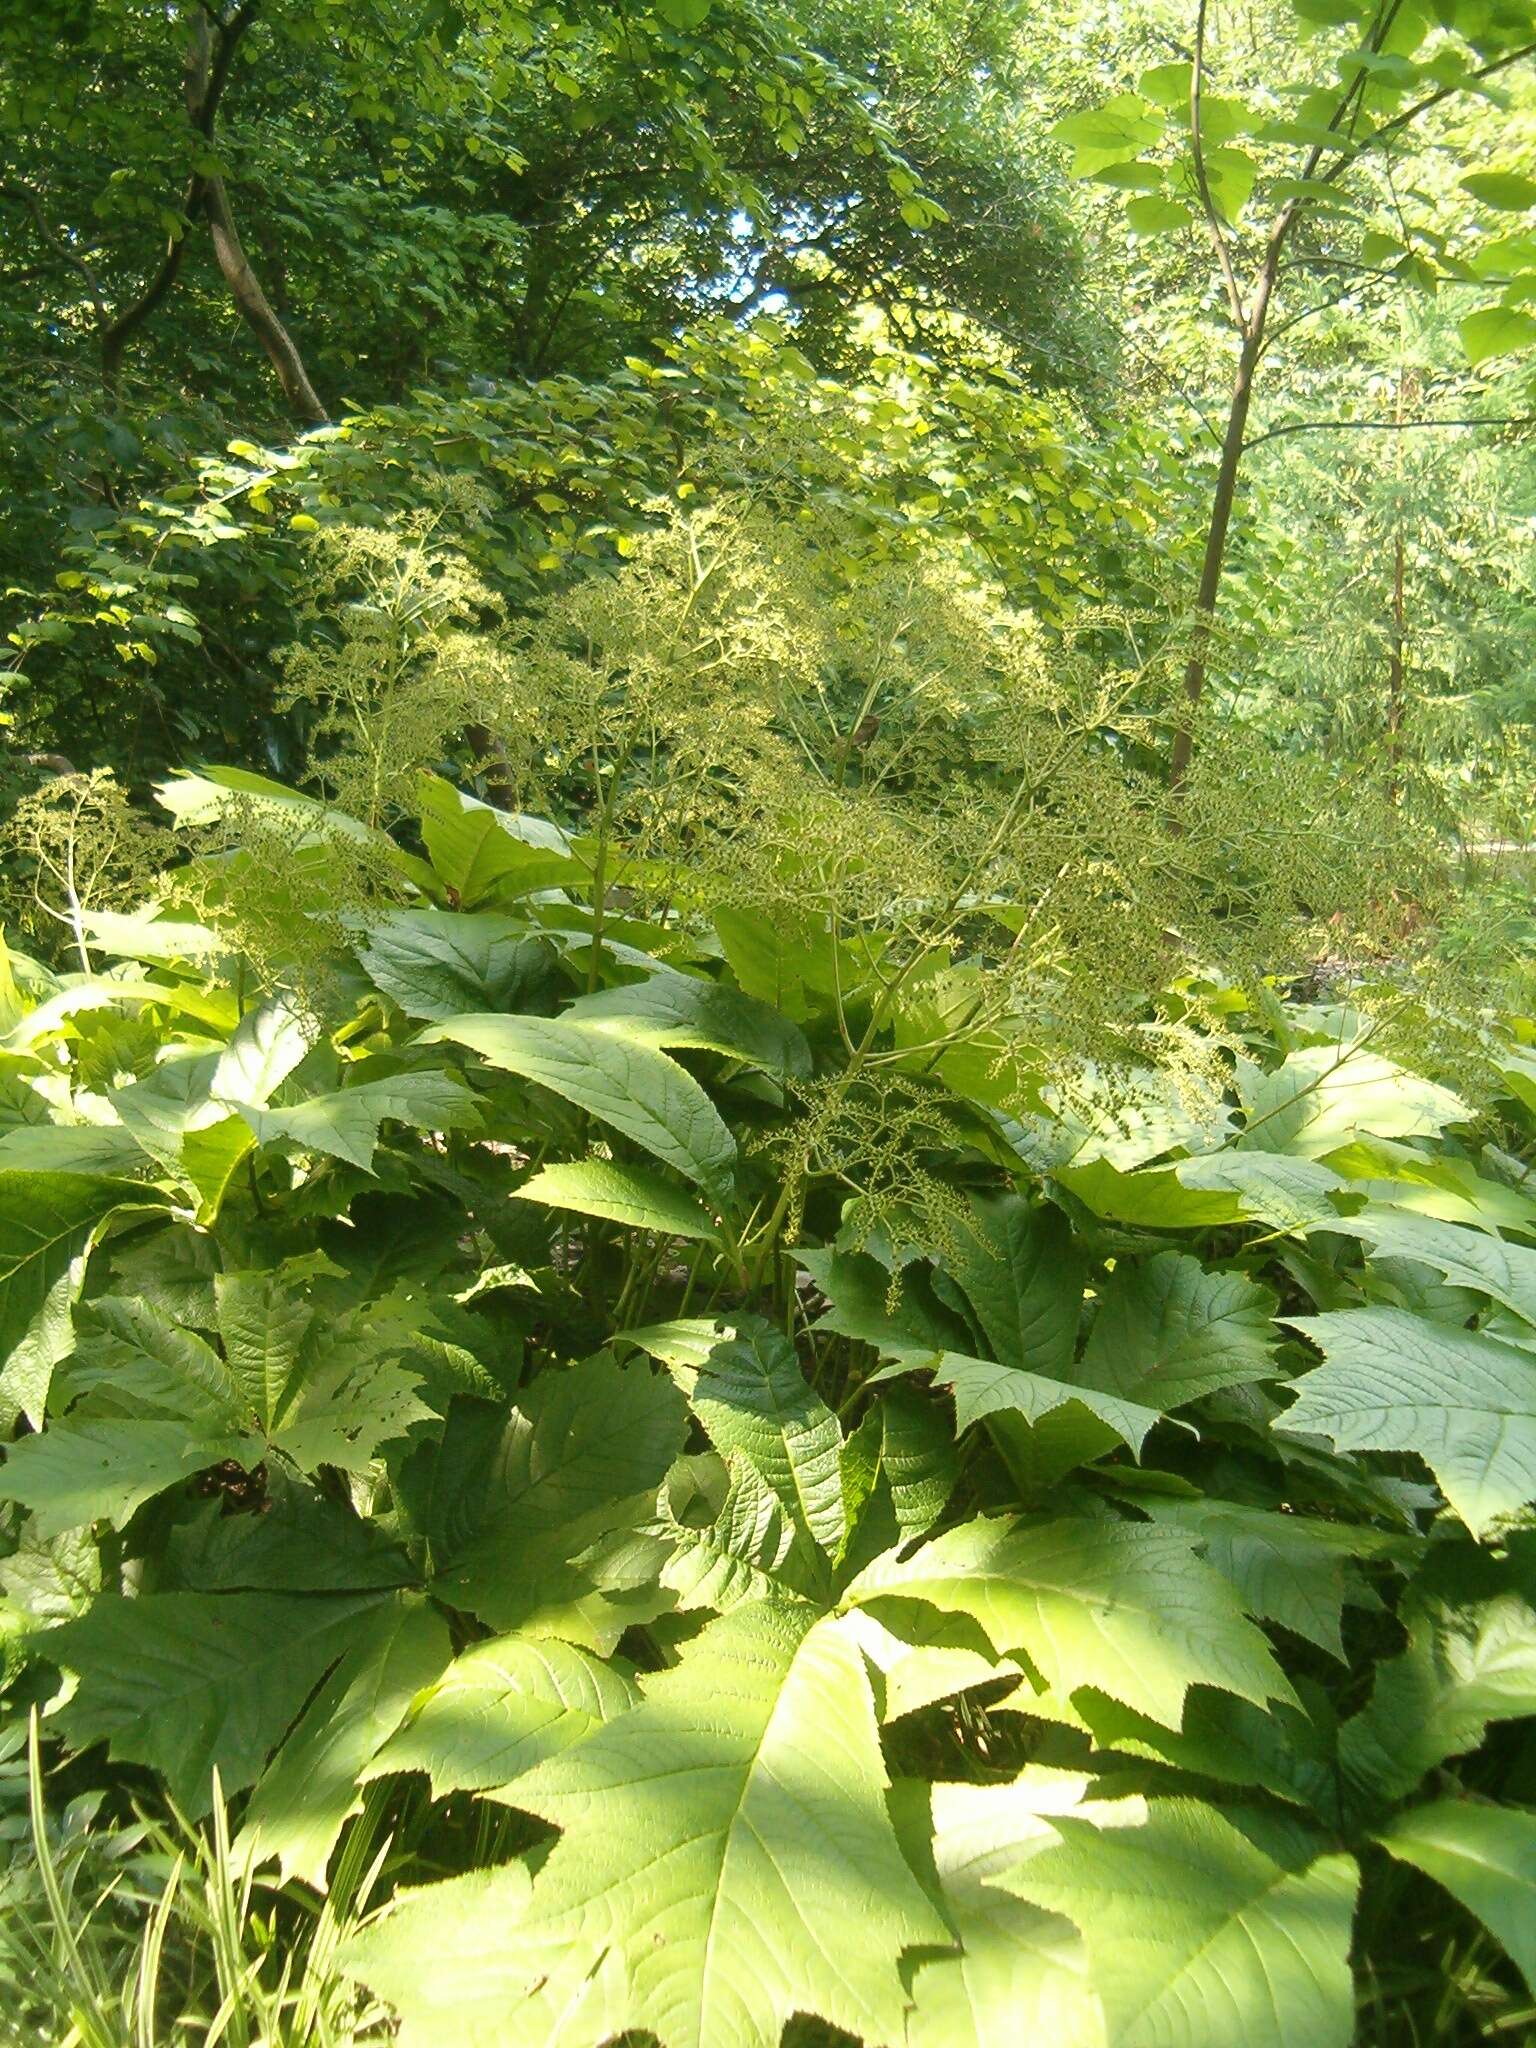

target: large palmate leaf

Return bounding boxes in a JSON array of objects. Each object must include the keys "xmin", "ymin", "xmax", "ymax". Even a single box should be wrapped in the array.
[
  {"xmin": 238, "ymin": 1068, "xmax": 479, "ymax": 1171},
  {"xmin": 1077, "ymin": 1253, "xmax": 1278, "ymax": 1409},
  {"xmin": 365, "ymin": 1635, "xmax": 639, "ymax": 1797},
  {"xmin": 349, "ymin": 907, "xmax": 554, "ymax": 1021},
  {"xmin": 0, "ymin": 1172, "xmax": 156, "ymax": 1421},
  {"xmin": 1238, "ymin": 1046, "xmax": 1469, "ymax": 1156},
  {"xmin": 346, "ymin": 1599, "xmax": 947, "ymax": 2048},
  {"xmin": 677, "ymin": 1320, "xmax": 847, "ymax": 1584},
  {"xmin": 1324, "ymin": 1208, "xmax": 1536, "ymax": 1326},
  {"xmin": 1339, "ymin": 1591, "xmax": 1536, "ymax": 1810},
  {"xmin": 941, "ymin": 1195, "xmax": 1084, "ymax": 1377},
  {"xmin": 433, "ymin": 1350, "xmax": 688, "ymax": 1640},
  {"xmin": 897, "ymin": 1772, "xmax": 1114, "ymax": 2048},
  {"xmin": 1286, "ymin": 1308, "xmax": 1536, "ymax": 1537},
  {"xmin": 1139, "ymin": 1497, "xmax": 1403, "ymax": 1661},
  {"xmin": 213, "ymin": 1271, "xmax": 433, "ymax": 1473},
  {"xmin": 1376, "ymin": 1799, "xmax": 1536, "ymax": 1992},
  {"xmin": 0, "ymin": 1417, "xmax": 260, "ymax": 1536},
  {"xmin": 911, "ymin": 1350, "xmax": 1166, "ymax": 1456},
  {"xmin": 654, "ymin": 1454, "xmax": 794, "ymax": 1613},
  {"xmin": 512, "ymin": 1159, "xmax": 719, "ymax": 1241},
  {"xmin": 565, "ymin": 963, "xmax": 811, "ymax": 1078},
  {"xmin": 1000, "ymin": 1800, "xmax": 1359, "ymax": 2048},
  {"xmin": 846, "ymin": 1515, "xmax": 1293, "ymax": 1727},
  {"xmin": 48, "ymin": 1590, "xmax": 386, "ymax": 1811},
  {"xmin": 236, "ymin": 1595, "xmax": 450, "ymax": 1886},
  {"xmin": 421, "ymin": 1013, "xmax": 737, "ymax": 1195},
  {"xmin": 416, "ymin": 777, "xmax": 579, "ymax": 906},
  {"xmin": 1059, "ymin": 1152, "xmax": 1352, "ymax": 1233}
]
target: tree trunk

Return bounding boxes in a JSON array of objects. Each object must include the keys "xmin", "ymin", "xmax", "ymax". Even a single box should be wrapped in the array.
[
  {"xmin": 184, "ymin": 11, "xmax": 327, "ymax": 426},
  {"xmin": 1386, "ymin": 526, "xmax": 1405, "ymax": 800},
  {"xmin": 201, "ymin": 173, "xmax": 327, "ymax": 423},
  {"xmin": 1168, "ymin": 208, "xmax": 1295, "ymax": 793},
  {"xmin": 1169, "ymin": 330, "xmax": 1262, "ymax": 789}
]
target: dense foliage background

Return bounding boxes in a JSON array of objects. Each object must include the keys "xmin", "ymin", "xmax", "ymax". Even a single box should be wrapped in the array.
[{"xmin": 3, "ymin": 1, "xmax": 1536, "ymax": 2044}]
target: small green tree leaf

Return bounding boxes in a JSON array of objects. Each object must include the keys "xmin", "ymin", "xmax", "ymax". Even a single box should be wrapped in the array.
[
  {"xmin": 998, "ymin": 1799, "xmax": 1359, "ymax": 2048},
  {"xmin": 1460, "ymin": 304, "xmax": 1536, "ymax": 365},
  {"xmin": 1462, "ymin": 171, "xmax": 1536, "ymax": 210}
]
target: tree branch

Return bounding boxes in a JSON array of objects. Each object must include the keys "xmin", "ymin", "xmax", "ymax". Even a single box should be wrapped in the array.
[
  {"xmin": 1244, "ymin": 413, "xmax": 1536, "ymax": 453},
  {"xmin": 0, "ymin": 181, "xmax": 108, "ymax": 329},
  {"xmin": 99, "ymin": 0, "xmax": 261, "ymax": 391}
]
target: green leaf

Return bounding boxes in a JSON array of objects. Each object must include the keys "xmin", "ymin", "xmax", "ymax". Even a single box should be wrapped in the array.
[
  {"xmin": 434, "ymin": 1351, "xmax": 688, "ymax": 1640},
  {"xmin": 565, "ymin": 964, "xmax": 811, "ymax": 1078},
  {"xmin": 999, "ymin": 1799, "xmax": 1359, "ymax": 2048},
  {"xmin": 365, "ymin": 1634, "xmax": 638, "ymax": 1797},
  {"xmin": 679, "ymin": 1319, "xmax": 847, "ymax": 1580},
  {"xmin": 911, "ymin": 1349, "xmax": 1166, "ymax": 1456},
  {"xmin": 1286, "ymin": 1308, "xmax": 1536, "ymax": 1538},
  {"xmin": 348, "ymin": 1600, "xmax": 947, "ymax": 2048},
  {"xmin": 0, "ymin": 1418, "xmax": 259, "ymax": 1535},
  {"xmin": 897, "ymin": 1772, "xmax": 1109, "ymax": 2048},
  {"xmin": 1376, "ymin": 1799, "xmax": 1536, "ymax": 1991},
  {"xmin": 512, "ymin": 1159, "xmax": 719, "ymax": 1241},
  {"xmin": 236, "ymin": 1595, "xmax": 450, "ymax": 1886},
  {"xmin": 1139, "ymin": 1498, "xmax": 1392, "ymax": 1659},
  {"xmin": 1463, "ymin": 171, "xmax": 1536, "ymax": 210},
  {"xmin": 846, "ymin": 1515, "xmax": 1293, "ymax": 1727},
  {"xmin": 1125, "ymin": 195, "xmax": 1193, "ymax": 234},
  {"xmin": 1063, "ymin": 1151, "xmax": 1351, "ymax": 1233},
  {"xmin": 1461, "ymin": 304, "xmax": 1536, "ymax": 365},
  {"xmin": 1326, "ymin": 1208, "xmax": 1536, "ymax": 1324},
  {"xmin": 239, "ymin": 1068, "xmax": 479, "ymax": 1171},
  {"xmin": 0, "ymin": 1173, "xmax": 154, "ymax": 1422},
  {"xmin": 1077, "ymin": 1253, "xmax": 1278, "ymax": 1410},
  {"xmin": 655, "ymin": 0, "xmax": 712, "ymax": 27},
  {"xmin": 349, "ymin": 908, "xmax": 554, "ymax": 1021},
  {"xmin": 0, "ymin": 1125, "xmax": 152, "ymax": 1176},
  {"xmin": 1238, "ymin": 1047, "xmax": 1468, "ymax": 1156},
  {"xmin": 416, "ymin": 778, "xmax": 578, "ymax": 906},
  {"xmin": 421, "ymin": 1014, "xmax": 737, "ymax": 1195},
  {"xmin": 1340, "ymin": 1591, "xmax": 1536, "ymax": 1809},
  {"xmin": 49, "ymin": 1591, "xmax": 385, "ymax": 1812},
  {"xmin": 214, "ymin": 1270, "xmax": 318, "ymax": 1432},
  {"xmin": 210, "ymin": 995, "xmax": 314, "ymax": 1107},
  {"xmin": 944, "ymin": 1196, "xmax": 1084, "ymax": 1378}
]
